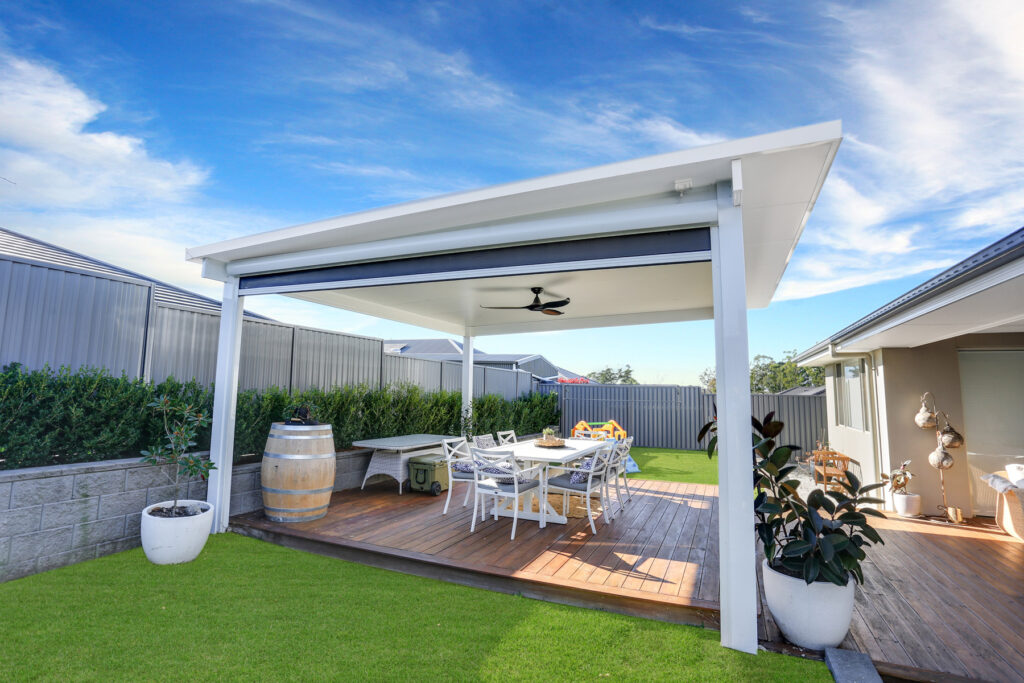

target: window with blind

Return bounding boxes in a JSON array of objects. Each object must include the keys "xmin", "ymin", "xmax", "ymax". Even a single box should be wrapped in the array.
[{"xmin": 834, "ymin": 360, "xmax": 867, "ymax": 430}]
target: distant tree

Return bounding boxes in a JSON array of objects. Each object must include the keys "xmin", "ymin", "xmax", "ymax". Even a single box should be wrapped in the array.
[
  {"xmin": 698, "ymin": 350, "xmax": 823, "ymax": 394},
  {"xmin": 698, "ymin": 367, "xmax": 717, "ymax": 393},
  {"xmin": 588, "ymin": 365, "xmax": 640, "ymax": 385}
]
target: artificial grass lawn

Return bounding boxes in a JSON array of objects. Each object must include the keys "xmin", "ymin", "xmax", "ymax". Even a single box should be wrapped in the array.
[
  {"xmin": 628, "ymin": 447, "xmax": 718, "ymax": 485},
  {"xmin": 0, "ymin": 534, "xmax": 827, "ymax": 682}
]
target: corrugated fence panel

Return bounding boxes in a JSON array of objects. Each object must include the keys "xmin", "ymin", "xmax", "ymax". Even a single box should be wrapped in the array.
[
  {"xmin": 147, "ymin": 306, "xmax": 219, "ymax": 385},
  {"xmin": 516, "ymin": 370, "xmax": 532, "ymax": 397},
  {"xmin": 483, "ymin": 366, "xmax": 517, "ymax": 400},
  {"xmin": 382, "ymin": 354, "xmax": 442, "ymax": 391},
  {"xmin": 238, "ymin": 319, "xmax": 293, "ymax": 391},
  {"xmin": 544, "ymin": 385, "xmax": 826, "ymax": 452},
  {"xmin": 441, "ymin": 361, "xmax": 462, "ymax": 392},
  {"xmin": 291, "ymin": 327, "xmax": 382, "ymax": 391},
  {"xmin": 750, "ymin": 394, "xmax": 828, "ymax": 454},
  {"xmin": 0, "ymin": 258, "xmax": 150, "ymax": 377},
  {"xmin": 555, "ymin": 384, "xmax": 706, "ymax": 449}
]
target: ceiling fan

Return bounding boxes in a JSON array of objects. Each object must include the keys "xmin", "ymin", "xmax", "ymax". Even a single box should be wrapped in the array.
[{"xmin": 480, "ymin": 287, "xmax": 570, "ymax": 316}]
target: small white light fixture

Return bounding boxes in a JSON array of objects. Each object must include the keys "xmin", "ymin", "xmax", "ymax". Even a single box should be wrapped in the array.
[{"xmin": 674, "ymin": 178, "xmax": 693, "ymax": 196}]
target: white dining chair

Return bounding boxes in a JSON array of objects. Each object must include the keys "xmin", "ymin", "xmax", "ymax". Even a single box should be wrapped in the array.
[
  {"xmin": 545, "ymin": 441, "xmax": 614, "ymax": 534},
  {"xmin": 603, "ymin": 437, "xmax": 633, "ymax": 517},
  {"xmin": 472, "ymin": 433, "xmax": 497, "ymax": 449},
  {"xmin": 469, "ymin": 448, "xmax": 544, "ymax": 541},
  {"xmin": 496, "ymin": 430, "xmax": 517, "ymax": 445},
  {"xmin": 441, "ymin": 437, "xmax": 475, "ymax": 515}
]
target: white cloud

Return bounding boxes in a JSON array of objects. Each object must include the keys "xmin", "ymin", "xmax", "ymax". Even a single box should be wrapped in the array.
[
  {"xmin": 778, "ymin": 0, "xmax": 1024, "ymax": 301},
  {"xmin": 0, "ymin": 52, "xmax": 207, "ymax": 209}
]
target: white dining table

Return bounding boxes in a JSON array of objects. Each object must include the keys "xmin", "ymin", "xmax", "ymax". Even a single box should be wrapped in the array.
[{"xmin": 475, "ymin": 437, "xmax": 607, "ymax": 526}]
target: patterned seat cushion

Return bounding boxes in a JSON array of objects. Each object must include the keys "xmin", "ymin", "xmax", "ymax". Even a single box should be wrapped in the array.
[{"xmin": 569, "ymin": 458, "xmax": 595, "ymax": 484}]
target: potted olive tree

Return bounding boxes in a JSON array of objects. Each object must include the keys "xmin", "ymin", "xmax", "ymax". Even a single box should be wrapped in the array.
[
  {"xmin": 140, "ymin": 394, "xmax": 216, "ymax": 565},
  {"xmin": 882, "ymin": 460, "xmax": 921, "ymax": 517},
  {"xmin": 700, "ymin": 413, "xmax": 886, "ymax": 650}
]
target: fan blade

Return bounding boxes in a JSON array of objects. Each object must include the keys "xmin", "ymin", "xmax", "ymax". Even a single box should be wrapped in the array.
[
  {"xmin": 479, "ymin": 305, "xmax": 530, "ymax": 310},
  {"xmin": 541, "ymin": 308, "xmax": 563, "ymax": 316},
  {"xmin": 539, "ymin": 297, "xmax": 570, "ymax": 310}
]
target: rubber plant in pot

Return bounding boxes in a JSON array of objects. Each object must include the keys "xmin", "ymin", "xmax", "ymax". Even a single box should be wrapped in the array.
[
  {"xmin": 699, "ymin": 412, "xmax": 887, "ymax": 650},
  {"xmin": 882, "ymin": 460, "xmax": 920, "ymax": 517},
  {"xmin": 140, "ymin": 394, "xmax": 216, "ymax": 565}
]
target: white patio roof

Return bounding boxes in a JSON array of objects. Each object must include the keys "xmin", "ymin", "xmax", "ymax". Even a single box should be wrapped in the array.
[
  {"xmin": 190, "ymin": 121, "xmax": 841, "ymax": 336},
  {"xmin": 195, "ymin": 121, "xmax": 842, "ymax": 655}
]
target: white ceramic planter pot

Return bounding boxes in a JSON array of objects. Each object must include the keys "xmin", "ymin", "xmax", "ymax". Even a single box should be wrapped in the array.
[
  {"xmin": 141, "ymin": 500, "xmax": 214, "ymax": 565},
  {"xmin": 762, "ymin": 559, "xmax": 855, "ymax": 650},
  {"xmin": 893, "ymin": 492, "xmax": 922, "ymax": 517}
]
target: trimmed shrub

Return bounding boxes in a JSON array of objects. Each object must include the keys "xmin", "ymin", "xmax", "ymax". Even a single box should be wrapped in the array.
[{"xmin": 0, "ymin": 364, "xmax": 559, "ymax": 470}]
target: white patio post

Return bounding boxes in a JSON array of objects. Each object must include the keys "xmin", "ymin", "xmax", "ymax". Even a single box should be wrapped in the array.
[
  {"xmin": 206, "ymin": 276, "xmax": 245, "ymax": 533},
  {"xmin": 711, "ymin": 164, "xmax": 758, "ymax": 653},
  {"xmin": 461, "ymin": 334, "xmax": 474, "ymax": 435}
]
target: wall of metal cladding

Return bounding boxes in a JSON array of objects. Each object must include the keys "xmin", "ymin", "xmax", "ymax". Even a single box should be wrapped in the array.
[
  {"xmin": 540, "ymin": 383, "xmax": 826, "ymax": 451},
  {"xmin": 236, "ymin": 318, "xmax": 294, "ymax": 391},
  {"xmin": 517, "ymin": 355, "xmax": 559, "ymax": 379},
  {"xmin": 147, "ymin": 305, "xmax": 219, "ymax": 385},
  {"xmin": 0, "ymin": 258, "xmax": 151, "ymax": 377},
  {"xmin": 381, "ymin": 354, "xmax": 443, "ymax": 391},
  {"xmin": 289, "ymin": 327, "xmax": 382, "ymax": 391},
  {"xmin": 483, "ymin": 365, "xmax": 516, "ymax": 399}
]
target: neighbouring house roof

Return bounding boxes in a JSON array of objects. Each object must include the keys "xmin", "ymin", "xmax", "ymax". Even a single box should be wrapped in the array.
[
  {"xmin": 383, "ymin": 338, "xmax": 466, "ymax": 354},
  {"xmin": 389, "ymin": 346, "xmax": 584, "ymax": 380},
  {"xmin": 0, "ymin": 227, "xmax": 273, "ymax": 320},
  {"xmin": 795, "ymin": 225, "xmax": 1024, "ymax": 365},
  {"xmin": 777, "ymin": 385, "xmax": 825, "ymax": 396}
]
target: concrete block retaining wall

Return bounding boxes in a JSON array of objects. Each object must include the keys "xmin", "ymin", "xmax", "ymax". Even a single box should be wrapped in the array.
[{"xmin": 0, "ymin": 448, "xmax": 372, "ymax": 583}]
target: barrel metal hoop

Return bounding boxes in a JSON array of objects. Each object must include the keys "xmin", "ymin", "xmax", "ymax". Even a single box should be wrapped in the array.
[
  {"xmin": 267, "ymin": 434, "xmax": 332, "ymax": 441},
  {"xmin": 262, "ymin": 485, "xmax": 335, "ymax": 495},
  {"xmin": 271, "ymin": 423, "xmax": 333, "ymax": 432},
  {"xmin": 265, "ymin": 512, "xmax": 328, "ymax": 523},
  {"xmin": 263, "ymin": 451, "xmax": 335, "ymax": 460},
  {"xmin": 263, "ymin": 504, "xmax": 329, "ymax": 514}
]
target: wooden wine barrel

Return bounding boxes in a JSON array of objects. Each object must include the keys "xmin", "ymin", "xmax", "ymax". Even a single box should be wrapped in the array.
[{"xmin": 261, "ymin": 422, "xmax": 336, "ymax": 523}]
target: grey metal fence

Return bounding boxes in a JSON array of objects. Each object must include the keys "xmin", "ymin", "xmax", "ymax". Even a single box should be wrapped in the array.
[
  {"xmin": 0, "ymin": 257, "xmax": 150, "ymax": 376},
  {"xmin": 540, "ymin": 384, "xmax": 826, "ymax": 451}
]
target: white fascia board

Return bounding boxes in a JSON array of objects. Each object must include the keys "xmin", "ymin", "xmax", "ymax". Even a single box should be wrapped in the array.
[
  {"xmin": 765, "ymin": 136, "xmax": 842, "ymax": 300},
  {"xmin": 837, "ymin": 257, "xmax": 1024, "ymax": 351},
  {"xmin": 795, "ymin": 348, "xmax": 836, "ymax": 367},
  {"xmin": 236, "ymin": 251, "xmax": 711, "ymax": 296},
  {"xmin": 188, "ymin": 121, "xmax": 841, "ymax": 265},
  {"xmin": 224, "ymin": 197, "xmax": 715, "ymax": 278}
]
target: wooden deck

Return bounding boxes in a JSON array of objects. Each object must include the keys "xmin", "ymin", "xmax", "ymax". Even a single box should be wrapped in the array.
[{"xmin": 231, "ymin": 480, "xmax": 1024, "ymax": 682}]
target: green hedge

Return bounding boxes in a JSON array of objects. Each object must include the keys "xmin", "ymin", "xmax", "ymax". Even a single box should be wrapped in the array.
[{"xmin": 0, "ymin": 364, "xmax": 559, "ymax": 471}]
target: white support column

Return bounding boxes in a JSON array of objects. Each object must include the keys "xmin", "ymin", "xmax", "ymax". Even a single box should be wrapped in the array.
[
  {"xmin": 206, "ymin": 277, "xmax": 245, "ymax": 533},
  {"xmin": 711, "ymin": 170, "xmax": 758, "ymax": 654},
  {"xmin": 461, "ymin": 334, "xmax": 474, "ymax": 435}
]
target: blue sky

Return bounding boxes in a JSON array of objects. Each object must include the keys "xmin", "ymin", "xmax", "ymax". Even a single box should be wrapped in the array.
[{"xmin": 2, "ymin": 1, "xmax": 1022, "ymax": 384}]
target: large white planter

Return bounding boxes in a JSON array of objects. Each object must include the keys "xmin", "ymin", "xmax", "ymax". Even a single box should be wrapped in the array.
[
  {"xmin": 893, "ymin": 492, "xmax": 922, "ymax": 517},
  {"xmin": 762, "ymin": 559, "xmax": 855, "ymax": 650},
  {"xmin": 141, "ymin": 500, "xmax": 213, "ymax": 565}
]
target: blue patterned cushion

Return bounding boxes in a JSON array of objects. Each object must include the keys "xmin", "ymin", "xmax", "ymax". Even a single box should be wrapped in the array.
[
  {"xmin": 475, "ymin": 460, "xmax": 528, "ymax": 485},
  {"xmin": 451, "ymin": 461, "xmax": 474, "ymax": 473},
  {"xmin": 570, "ymin": 458, "xmax": 594, "ymax": 484}
]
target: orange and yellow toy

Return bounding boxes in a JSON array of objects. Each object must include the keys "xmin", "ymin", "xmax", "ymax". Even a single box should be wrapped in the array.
[{"xmin": 571, "ymin": 419, "xmax": 627, "ymax": 440}]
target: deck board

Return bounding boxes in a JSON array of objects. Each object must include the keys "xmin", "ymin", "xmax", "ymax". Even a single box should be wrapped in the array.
[{"xmin": 231, "ymin": 480, "xmax": 1024, "ymax": 682}]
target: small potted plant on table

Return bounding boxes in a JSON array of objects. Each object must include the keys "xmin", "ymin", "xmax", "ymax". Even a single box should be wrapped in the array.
[
  {"xmin": 140, "ymin": 394, "xmax": 216, "ymax": 565},
  {"xmin": 882, "ymin": 459, "xmax": 921, "ymax": 517}
]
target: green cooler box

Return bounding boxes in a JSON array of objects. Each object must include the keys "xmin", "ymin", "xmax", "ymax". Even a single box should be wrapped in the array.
[{"xmin": 408, "ymin": 452, "xmax": 450, "ymax": 496}]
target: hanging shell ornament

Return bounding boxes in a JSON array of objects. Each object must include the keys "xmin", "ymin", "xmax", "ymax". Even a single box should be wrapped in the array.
[
  {"xmin": 914, "ymin": 392, "xmax": 937, "ymax": 429},
  {"xmin": 939, "ymin": 411, "xmax": 965, "ymax": 449},
  {"xmin": 928, "ymin": 432, "xmax": 954, "ymax": 470}
]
